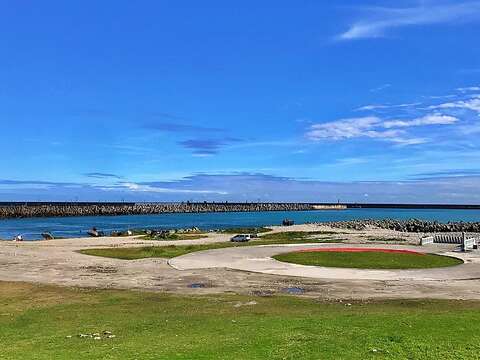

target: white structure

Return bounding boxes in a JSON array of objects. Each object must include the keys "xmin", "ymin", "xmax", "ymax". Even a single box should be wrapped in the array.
[{"xmin": 421, "ymin": 232, "xmax": 479, "ymax": 251}]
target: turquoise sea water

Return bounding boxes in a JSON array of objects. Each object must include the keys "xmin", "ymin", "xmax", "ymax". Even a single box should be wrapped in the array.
[{"xmin": 1, "ymin": 209, "xmax": 480, "ymax": 240}]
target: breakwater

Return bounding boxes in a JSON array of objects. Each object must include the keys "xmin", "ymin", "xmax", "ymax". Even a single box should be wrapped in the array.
[
  {"xmin": 0, "ymin": 202, "xmax": 322, "ymax": 219},
  {"xmin": 326, "ymin": 219, "xmax": 480, "ymax": 233}
]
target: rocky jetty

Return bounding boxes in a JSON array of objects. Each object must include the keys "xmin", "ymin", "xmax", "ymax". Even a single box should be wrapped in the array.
[
  {"xmin": 0, "ymin": 202, "xmax": 316, "ymax": 219},
  {"xmin": 325, "ymin": 219, "xmax": 480, "ymax": 233}
]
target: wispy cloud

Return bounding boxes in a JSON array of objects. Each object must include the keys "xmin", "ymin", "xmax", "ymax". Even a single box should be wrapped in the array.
[
  {"xmin": 338, "ymin": 2, "xmax": 480, "ymax": 40},
  {"xmin": 356, "ymin": 103, "xmax": 421, "ymax": 112},
  {"xmin": 144, "ymin": 122, "xmax": 224, "ymax": 134},
  {"xmin": 306, "ymin": 116, "xmax": 399, "ymax": 141},
  {"xmin": 334, "ymin": 157, "xmax": 371, "ymax": 166},
  {"xmin": 428, "ymin": 94, "xmax": 480, "ymax": 114},
  {"xmin": 388, "ymin": 137, "xmax": 428, "ymax": 146},
  {"xmin": 4, "ymin": 172, "xmax": 480, "ymax": 203},
  {"xmin": 114, "ymin": 182, "xmax": 227, "ymax": 195},
  {"xmin": 122, "ymin": 173, "xmax": 480, "ymax": 203},
  {"xmin": 0, "ymin": 177, "xmax": 229, "ymax": 199},
  {"xmin": 457, "ymin": 123, "xmax": 480, "ymax": 135},
  {"xmin": 383, "ymin": 114, "xmax": 458, "ymax": 128},
  {"xmin": 370, "ymin": 83, "xmax": 391, "ymax": 92},
  {"xmin": 427, "ymin": 94, "xmax": 458, "ymax": 100},
  {"xmin": 0, "ymin": 179, "xmax": 77, "ymax": 186},
  {"xmin": 84, "ymin": 172, "xmax": 122, "ymax": 179},
  {"xmin": 457, "ymin": 86, "xmax": 480, "ymax": 92},
  {"xmin": 412, "ymin": 169, "xmax": 480, "ymax": 179},
  {"xmin": 306, "ymin": 113, "xmax": 455, "ymax": 145}
]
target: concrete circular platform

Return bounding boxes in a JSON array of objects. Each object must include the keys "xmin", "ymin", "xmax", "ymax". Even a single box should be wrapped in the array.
[{"xmin": 168, "ymin": 243, "xmax": 480, "ymax": 281}]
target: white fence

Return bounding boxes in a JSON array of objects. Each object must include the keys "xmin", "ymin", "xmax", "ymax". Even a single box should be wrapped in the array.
[
  {"xmin": 420, "ymin": 233, "xmax": 479, "ymax": 251},
  {"xmin": 463, "ymin": 237, "xmax": 476, "ymax": 251},
  {"xmin": 420, "ymin": 236, "xmax": 434, "ymax": 245}
]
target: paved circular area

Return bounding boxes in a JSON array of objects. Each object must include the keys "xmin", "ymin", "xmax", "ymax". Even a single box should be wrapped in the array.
[{"xmin": 168, "ymin": 243, "xmax": 480, "ymax": 281}]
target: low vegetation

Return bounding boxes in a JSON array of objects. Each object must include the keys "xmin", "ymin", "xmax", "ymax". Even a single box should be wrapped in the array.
[
  {"xmin": 142, "ymin": 233, "xmax": 206, "ymax": 241},
  {"xmin": 1, "ymin": 281, "xmax": 480, "ymax": 359},
  {"xmin": 79, "ymin": 231, "xmax": 341, "ymax": 259},
  {"xmin": 260, "ymin": 230, "xmax": 338, "ymax": 240},
  {"xmin": 273, "ymin": 251, "xmax": 463, "ymax": 269},
  {"xmin": 220, "ymin": 226, "xmax": 272, "ymax": 234},
  {"xmin": 365, "ymin": 237, "xmax": 407, "ymax": 242}
]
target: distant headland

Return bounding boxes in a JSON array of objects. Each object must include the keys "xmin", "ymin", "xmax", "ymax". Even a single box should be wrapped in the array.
[{"xmin": 0, "ymin": 202, "xmax": 480, "ymax": 219}]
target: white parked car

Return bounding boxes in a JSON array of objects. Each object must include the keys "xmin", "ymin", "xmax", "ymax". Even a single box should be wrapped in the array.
[{"xmin": 230, "ymin": 234, "xmax": 251, "ymax": 242}]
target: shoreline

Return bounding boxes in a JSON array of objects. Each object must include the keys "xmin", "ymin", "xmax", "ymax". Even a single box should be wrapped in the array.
[{"xmin": 4, "ymin": 218, "xmax": 480, "ymax": 242}]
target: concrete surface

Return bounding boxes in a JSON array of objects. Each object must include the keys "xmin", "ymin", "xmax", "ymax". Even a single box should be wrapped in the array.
[{"xmin": 169, "ymin": 243, "xmax": 479, "ymax": 281}]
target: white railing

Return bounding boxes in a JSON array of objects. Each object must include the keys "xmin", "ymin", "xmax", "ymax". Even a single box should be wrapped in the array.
[
  {"xmin": 420, "ymin": 236, "xmax": 434, "ymax": 245},
  {"xmin": 420, "ymin": 232, "xmax": 479, "ymax": 252},
  {"xmin": 433, "ymin": 233, "xmax": 464, "ymax": 244}
]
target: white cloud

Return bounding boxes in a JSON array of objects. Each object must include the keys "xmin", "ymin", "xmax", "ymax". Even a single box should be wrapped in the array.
[
  {"xmin": 389, "ymin": 137, "xmax": 428, "ymax": 146},
  {"xmin": 427, "ymin": 94, "xmax": 457, "ymax": 100},
  {"xmin": 356, "ymin": 102, "xmax": 421, "ymax": 111},
  {"xmin": 429, "ymin": 95, "xmax": 480, "ymax": 114},
  {"xmin": 306, "ymin": 116, "xmax": 382, "ymax": 140},
  {"xmin": 363, "ymin": 129, "xmax": 405, "ymax": 139},
  {"xmin": 383, "ymin": 114, "xmax": 459, "ymax": 128},
  {"xmin": 457, "ymin": 86, "xmax": 480, "ymax": 92},
  {"xmin": 356, "ymin": 105, "xmax": 388, "ymax": 111},
  {"xmin": 338, "ymin": 2, "xmax": 480, "ymax": 40},
  {"xmin": 306, "ymin": 116, "xmax": 406, "ymax": 143},
  {"xmin": 306, "ymin": 113, "xmax": 458, "ymax": 145},
  {"xmin": 118, "ymin": 182, "xmax": 228, "ymax": 194}
]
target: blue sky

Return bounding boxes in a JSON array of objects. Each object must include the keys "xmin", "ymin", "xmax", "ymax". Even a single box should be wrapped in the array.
[{"xmin": 1, "ymin": 0, "xmax": 480, "ymax": 203}]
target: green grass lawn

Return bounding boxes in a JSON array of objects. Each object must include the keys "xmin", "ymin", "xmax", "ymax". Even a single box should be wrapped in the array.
[
  {"xmin": 1, "ymin": 281, "xmax": 480, "ymax": 359},
  {"xmin": 79, "ymin": 231, "xmax": 341, "ymax": 260},
  {"xmin": 273, "ymin": 251, "xmax": 463, "ymax": 269}
]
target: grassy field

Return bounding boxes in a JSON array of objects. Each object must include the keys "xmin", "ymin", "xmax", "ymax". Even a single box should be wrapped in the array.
[
  {"xmin": 1, "ymin": 281, "xmax": 480, "ymax": 359},
  {"xmin": 79, "ymin": 231, "xmax": 341, "ymax": 260},
  {"xmin": 273, "ymin": 251, "xmax": 463, "ymax": 269}
]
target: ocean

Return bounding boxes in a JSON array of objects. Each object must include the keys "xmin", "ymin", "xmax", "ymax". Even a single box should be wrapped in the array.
[{"xmin": 1, "ymin": 208, "xmax": 480, "ymax": 240}]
